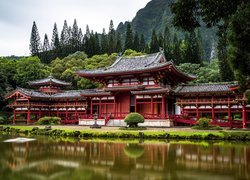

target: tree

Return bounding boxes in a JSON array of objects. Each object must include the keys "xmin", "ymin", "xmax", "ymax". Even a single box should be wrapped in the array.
[
  {"xmin": 163, "ymin": 24, "xmax": 172, "ymax": 59},
  {"xmin": 228, "ymin": 3, "xmax": 250, "ymax": 89},
  {"xmin": 139, "ymin": 34, "xmax": 146, "ymax": 52},
  {"xmin": 171, "ymin": 0, "xmax": 249, "ymax": 88},
  {"xmin": 100, "ymin": 28, "xmax": 108, "ymax": 54},
  {"xmin": 124, "ymin": 23, "xmax": 134, "ymax": 50},
  {"xmin": 185, "ymin": 31, "xmax": 202, "ymax": 64},
  {"xmin": 29, "ymin": 21, "xmax": 41, "ymax": 56},
  {"xmin": 149, "ymin": 29, "xmax": 159, "ymax": 53},
  {"xmin": 108, "ymin": 20, "xmax": 116, "ymax": 54},
  {"xmin": 14, "ymin": 56, "xmax": 50, "ymax": 88},
  {"xmin": 42, "ymin": 34, "xmax": 51, "ymax": 64},
  {"xmin": 51, "ymin": 23, "xmax": 60, "ymax": 50},
  {"xmin": 133, "ymin": 32, "xmax": 140, "ymax": 52},
  {"xmin": 71, "ymin": 19, "xmax": 80, "ymax": 51},
  {"xmin": 124, "ymin": 112, "xmax": 144, "ymax": 127},
  {"xmin": 172, "ymin": 32, "xmax": 181, "ymax": 64}
]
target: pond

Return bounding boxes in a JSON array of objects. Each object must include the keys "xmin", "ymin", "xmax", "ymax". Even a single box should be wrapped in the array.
[{"xmin": 0, "ymin": 135, "xmax": 249, "ymax": 180}]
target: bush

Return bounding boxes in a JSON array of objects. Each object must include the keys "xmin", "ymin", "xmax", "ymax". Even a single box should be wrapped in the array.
[
  {"xmin": 35, "ymin": 116, "xmax": 61, "ymax": 125},
  {"xmin": 124, "ymin": 113, "xmax": 144, "ymax": 127},
  {"xmin": 0, "ymin": 116, "xmax": 6, "ymax": 124},
  {"xmin": 198, "ymin": 118, "xmax": 211, "ymax": 128}
]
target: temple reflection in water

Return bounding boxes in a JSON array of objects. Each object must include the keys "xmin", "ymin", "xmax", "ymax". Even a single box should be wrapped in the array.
[{"xmin": 0, "ymin": 137, "xmax": 249, "ymax": 180}]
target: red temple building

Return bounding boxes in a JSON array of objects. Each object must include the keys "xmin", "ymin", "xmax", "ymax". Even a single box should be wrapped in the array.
[{"xmin": 5, "ymin": 52, "xmax": 250, "ymax": 128}]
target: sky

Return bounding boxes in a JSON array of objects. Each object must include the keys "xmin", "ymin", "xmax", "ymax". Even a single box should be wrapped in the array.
[{"xmin": 0, "ymin": 0, "xmax": 151, "ymax": 56}]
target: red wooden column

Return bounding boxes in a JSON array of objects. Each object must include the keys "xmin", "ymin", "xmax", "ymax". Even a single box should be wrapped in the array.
[
  {"xmin": 90, "ymin": 98, "xmax": 93, "ymax": 116},
  {"xmin": 242, "ymin": 102, "xmax": 246, "ymax": 129},
  {"xmin": 65, "ymin": 99, "xmax": 68, "ymax": 122},
  {"xmin": 151, "ymin": 96, "xmax": 153, "ymax": 116},
  {"xmin": 27, "ymin": 99, "xmax": 31, "ymax": 124},
  {"xmin": 161, "ymin": 95, "xmax": 165, "ymax": 118},
  {"xmin": 134, "ymin": 95, "xmax": 137, "ymax": 112},
  {"xmin": 13, "ymin": 109, "xmax": 16, "ymax": 124},
  {"xmin": 211, "ymin": 95, "xmax": 215, "ymax": 124},
  {"xmin": 99, "ymin": 97, "xmax": 102, "ymax": 118},
  {"xmin": 75, "ymin": 99, "xmax": 78, "ymax": 123},
  {"xmin": 228, "ymin": 96, "xmax": 232, "ymax": 128},
  {"xmin": 113, "ymin": 96, "xmax": 116, "ymax": 118},
  {"xmin": 196, "ymin": 96, "xmax": 199, "ymax": 120}
]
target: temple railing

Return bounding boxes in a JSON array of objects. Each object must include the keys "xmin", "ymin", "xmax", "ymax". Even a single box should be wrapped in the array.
[{"xmin": 8, "ymin": 102, "xmax": 86, "ymax": 108}]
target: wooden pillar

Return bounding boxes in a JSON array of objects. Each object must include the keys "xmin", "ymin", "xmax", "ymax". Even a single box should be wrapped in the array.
[
  {"xmin": 151, "ymin": 96, "xmax": 153, "ymax": 115},
  {"xmin": 90, "ymin": 98, "xmax": 93, "ymax": 116},
  {"xmin": 134, "ymin": 95, "xmax": 137, "ymax": 112},
  {"xmin": 66, "ymin": 99, "xmax": 68, "ymax": 122},
  {"xmin": 75, "ymin": 99, "xmax": 78, "ymax": 123},
  {"xmin": 113, "ymin": 96, "xmax": 116, "ymax": 118},
  {"xmin": 228, "ymin": 96, "xmax": 232, "ymax": 128},
  {"xmin": 13, "ymin": 109, "xmax": 16, "ymax": 124},
  {"xmin": 56, "ymin": 107, "xmax": 59, "ymax": 117},
  {"xmin": 161, "ymin": 95, "xmax": 165, "ymax": 118},
  {"xmin": 196, "ymin": 96, "xmax": 199, "ymax": 120},
  {"xmin": 27, "ymin": 108, "xmax": 31, "ymax": 124},
  {"xmin": 242, "ymin": 102, "xmax": 246, "ymax": 129},
  {"xmin": 211, "ymin": 95, "xmax": 215, "ymax": 124},
  {"xmin": 99, "ymin": 97, "xmax": 102, "ymax": 118}
]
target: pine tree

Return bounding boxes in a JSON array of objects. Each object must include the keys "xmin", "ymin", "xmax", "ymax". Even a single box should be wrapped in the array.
[
  {"xmin": 185, "ymin": 30, "xmax": 202, "ymax": 64},
  {"xmin": 149, "ymin": 29, "xmax": 159, "ymax": 53},
  {"xmin": 139, "ymin": 34, "xmax": 146, "ymax": 52},
  {"xmin": 60, "ymin": 20, "xmax": 69, "ymax": 47},
  {"xmin": 218, "ymin": 25, "xmax": 234, "ymax": 81},
  {"xmin": 51, "ymin": 23, "xmax": 60, "ymax": 50},
  {"xmin": 108, "ymin": 20, "xmax": 116, "ymax": 54},
  {"xmin": 42, "ymin": 34, "xmax": 50, "ymax": 63},
  {"xmin": 115, "ymin": 32, "xmax": 122, "ymax": 53},
  {"xmin": 163, "ymin": 25, "xmax": 172, "ymax": 59},
  {"xmin": 133, "ymin": 32, "xmax": 140, "ymax": 51},
  {"xmin": 71, "ymin": 19, "xmax": 79, "ymax": 51},
  {"xmin": 172, "ymin": 32, "xmax": 181, "ymax": 64},
  {"xmin": 197, "ymin": 28, "xmax": 205, "ymax": 61},
  {"xmin": 100, "ymin": 28, "xmax": 108, "ymax": 54},
  {"xmin": 29, "ymin": 21, "xmax": 41, "ymax": 56},
  {"xmin": 78, "ymin": 28, "xmax": 84, "ymax": 50},
  {"xmin": 124, "ymin": 23, "xmax": 134, "ymax": 50}
]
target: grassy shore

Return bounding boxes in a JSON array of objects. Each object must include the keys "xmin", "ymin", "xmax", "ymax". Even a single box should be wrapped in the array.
[{"xmin": 0, "ymin": 125, "xmax": 250, "ymax": 141}]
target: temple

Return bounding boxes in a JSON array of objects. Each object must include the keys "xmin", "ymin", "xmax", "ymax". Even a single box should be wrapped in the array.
[{"xmin": 5, "ymin": 52, "xmax": 250, "ymax": 128}]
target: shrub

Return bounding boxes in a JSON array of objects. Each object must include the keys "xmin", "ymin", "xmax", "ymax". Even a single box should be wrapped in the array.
[
  {"xmin": 198, "ymin": 118, "xmax": 211, "ymax": 128},
  {"xmin": 35, "ymin": 116, "xmax": 61, "ymax": 125},
  {"xmin": 124, "ymin": 113, "xmax": 144, "ymax": 127},
  {"xmin": 0, "ymin": 116, "xmax": 5, "ymax": 124},
  {"xmin": 123, "ymin": 144, "xmax": 145, "ymax": 158}
]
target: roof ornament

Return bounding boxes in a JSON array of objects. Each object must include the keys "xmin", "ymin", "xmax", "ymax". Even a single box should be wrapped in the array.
[
  {"xmin": 159, "ymin": 47, "xmax": 164, "ymax": 53},
  {"xmin": 118, "ymin": 52, "xmax": 123, "ymax": 57}
]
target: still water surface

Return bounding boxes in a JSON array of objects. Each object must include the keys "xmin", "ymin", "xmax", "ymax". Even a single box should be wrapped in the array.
[{"xmin": 0, "ymin": 135, "xmax": 249, "ymax": 180}]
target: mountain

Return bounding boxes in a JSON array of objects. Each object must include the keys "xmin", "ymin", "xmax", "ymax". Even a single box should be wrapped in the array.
[{"xmin": 116, "ymin": 0, "xmax": 217, "ymax": 61}]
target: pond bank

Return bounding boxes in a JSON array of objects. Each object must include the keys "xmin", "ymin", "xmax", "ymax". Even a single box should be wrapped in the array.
[{"xmin": 1, "ymin": 125, "xmax": 250, "ymax": 141}]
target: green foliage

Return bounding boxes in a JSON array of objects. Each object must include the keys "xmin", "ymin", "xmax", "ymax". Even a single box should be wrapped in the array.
[
  {"xmin": 29, "ymin": 21, "xmax": 41, "ymax": 56},
  {"xmin": 123, "ymin": 49, "xmax": 145, "ymax": 57},
  {"xmin": 124, "ymin": 23, "xmax": 134, "ymax": 50},
  {"xmin": 124, "ymin": 113, "xmax": 145, "ymax": 127},
  {"xmin": 198, "ymin": 118, "xmax": 211, "ymax": 128},
  {"xmin": 14, "ymin": 56, "xmax": 50, "ymax": 88},
  {"xmin": 35, "ymin": 116, "xmax": 61, "ymax": 125}
]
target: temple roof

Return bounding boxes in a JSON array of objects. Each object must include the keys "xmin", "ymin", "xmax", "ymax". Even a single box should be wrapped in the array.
[
  {"xmin": 28, "ymin": 75, "xmax": 71, "ymax": 87},
  {"xmin": 5, "ymin": 88, "xmax": 85, "ymax": 100},
  {"xmin": 175, "ymin": 82, "xmax": 239, "ymax": 94}
]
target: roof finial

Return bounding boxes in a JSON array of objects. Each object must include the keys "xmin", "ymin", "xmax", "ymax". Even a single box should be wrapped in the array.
[
  {"xmin": 159, "ymin": 47, "xmax": 164, "ymax": 53},
  {"xmin": 118, "ymin": 52, "xmax": 123, "ymax": 57}
]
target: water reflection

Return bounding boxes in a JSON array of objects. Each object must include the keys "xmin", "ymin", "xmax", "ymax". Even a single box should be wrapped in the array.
[{"xmin": 0, "ymin": 136, "xmax": 249, "ymax": 180}]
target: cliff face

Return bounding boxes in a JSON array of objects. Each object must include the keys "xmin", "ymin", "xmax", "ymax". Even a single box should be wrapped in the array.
[{"xmin": 116, "ymin": 0, "xmax": 217, "ymax": 61}]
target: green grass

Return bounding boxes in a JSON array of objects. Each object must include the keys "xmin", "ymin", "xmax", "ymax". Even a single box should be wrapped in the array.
[{"xmin": 1, "ymin": 125, "xmax": 250, "ymax": 141}]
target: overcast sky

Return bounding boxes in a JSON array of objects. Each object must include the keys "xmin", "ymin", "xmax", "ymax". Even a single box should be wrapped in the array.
[{"xmin": 0, "ymin": 0, "xmax": 150, "ymax": 56}]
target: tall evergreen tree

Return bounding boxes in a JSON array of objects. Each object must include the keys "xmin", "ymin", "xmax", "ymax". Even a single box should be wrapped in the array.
[
  {"xmin": 71, "ymin": 19, "xmax": 80, "ymax": 51},
  {"xmin": 108, "ymin": 20, "xmax": 116, "ymax": 54},
  {"xmin": 185, "ymin": 30, "xmax": 202, "ymax": 64},
  {"xmin": 218, "ymin": 25, "xmax": 234, "ymax": 82},
  {"xmin": 163, "ymin": 25, "xmax": 172, "ymax": 59},
  {"xmin": 115, "ymin": 32, "xmax": 122, "ymax": 53},
  {"xmin": 100, "ymin": 28, "xmax": 108, "ymax": 54},
  {"xmin": 172, "ymin": 32, "xmax": 181, "ymax": 64},
  {"xmin": 60, "ymin": 20, "xmax": 69, "ymax": 47},
  {"xmin": 29, "ymin": 21, "xmax": 41, "ymax": 56},
  {"xmin": 149, "ymin": 29, "xmax": 159, "ymax": 53},
  {"xmin": 42, "ymin": 34, "xmax": 50, "ymax": 64},
  {"xmin": 133, "ymin": 32, "xmax": 140, "ymax": 52},
  {"xmin": 51, "ymin": 23, "xmax": 60, "ymax": 50},
  {"xmin": 139, "ymin": 34, "xmax": 146, "ymax": 52},
  {"xmin": 124, "ymin": 23, "xmax": 134, "ymax": 50}
]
